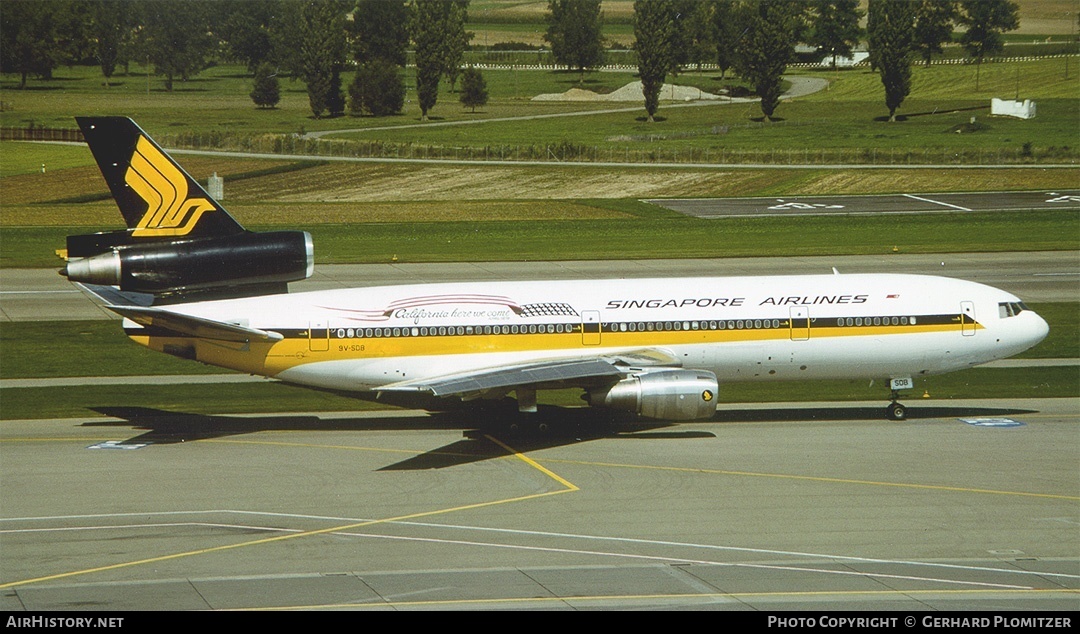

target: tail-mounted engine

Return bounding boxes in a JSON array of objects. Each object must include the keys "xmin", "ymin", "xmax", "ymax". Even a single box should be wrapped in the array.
[
  {"xmin": 62, "ymin": 230, "xmax": 314, "ymax": 299},
  {"xmin": 588, "ymin": 369, "xmax": 719, "ymax": 421},
  {"xmin": 62, "ymin": 116, "xmax": 315, "ymax": 301}
]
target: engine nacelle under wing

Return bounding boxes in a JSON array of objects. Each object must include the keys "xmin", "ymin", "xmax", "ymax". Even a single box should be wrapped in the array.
[{"xmin": 588, "ymin": 369, "xmax": 719, "ymax": 421}]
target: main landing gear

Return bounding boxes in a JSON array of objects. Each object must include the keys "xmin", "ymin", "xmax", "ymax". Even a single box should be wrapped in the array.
[{"xmin": 885, "ymin": 377, "xmax": 914, "ymax": 421}]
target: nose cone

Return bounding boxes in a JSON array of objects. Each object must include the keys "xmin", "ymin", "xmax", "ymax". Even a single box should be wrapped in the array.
[
  {"xmin": 994, "ymin": 310, "xmax": 1050, "ymax": 363},
  {"xmin": 1028, "ymin": 311, "xmax": 1050, "ymax": 349}
]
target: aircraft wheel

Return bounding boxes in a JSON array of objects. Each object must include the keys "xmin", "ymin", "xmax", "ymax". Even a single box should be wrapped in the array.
[{"xmin": 886, "ymin": 402, "xmax": 907, "ymax": 421}]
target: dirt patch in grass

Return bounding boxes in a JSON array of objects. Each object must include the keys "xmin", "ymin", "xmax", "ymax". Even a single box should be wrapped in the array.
[
  {"xmin": 2, "ymin": 166, "xmax": 109, "ymax": 205},
  {"xmin": 6, "ymin": 158, "xmax": 1076, "ymax": 228},
  {"xmin": 229, "ymin": 200, "xmax": 629, "ymax": 224},
  {"xmin": 1, "ymin": 156, "xmax": 294, "ymax": 205},
  {"xmin": 242, "ymin": 163, "xmax": 781, "ymax": 202},
  {"xmin": 795, "ymin": 168, "xmax": 1080, "ymax": 195}
]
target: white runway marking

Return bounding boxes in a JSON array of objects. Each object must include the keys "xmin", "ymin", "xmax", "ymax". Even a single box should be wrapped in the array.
[
  {"xmin": 903, "ymin": 193, "xmax": 972, "ymax": 211},
  {"xmin": 4, "ymin": 509, "xmax": 1075, "ymax": 587}
]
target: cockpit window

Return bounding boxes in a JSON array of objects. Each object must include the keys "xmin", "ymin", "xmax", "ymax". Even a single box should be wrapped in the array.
[{"xmin": 998, "ymin": 302, "xmax": 1026, "ymax": 318}]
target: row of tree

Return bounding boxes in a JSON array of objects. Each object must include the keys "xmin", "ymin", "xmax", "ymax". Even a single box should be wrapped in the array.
[
  {"xmin": 3, "ymin": 0, "xmax": 1023, "ymax": 123},
  {"xmin": 547, "ymin": 0, "xmax": 1020, "ymax": 122},
  {"xmin": 1, "ymin": 0, "xmax": 476, "ymax": 119}
]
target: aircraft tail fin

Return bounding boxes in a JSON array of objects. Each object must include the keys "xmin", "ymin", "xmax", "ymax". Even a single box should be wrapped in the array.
[
  {"xmin": 63, "ymin": 117, "xmax": 313, "ymax": 300},
  {"xmin": 75, "ymin": 116, "xmax": 244, "ymax": 240}
]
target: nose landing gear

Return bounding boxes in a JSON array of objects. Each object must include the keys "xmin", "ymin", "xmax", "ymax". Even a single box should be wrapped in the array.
[
  {"xmin": 885, "ymin": 377, "xmax": 914, "ymax": 421},
  {"xmin": 886, "ymin": 396, "xmax": 907, "ymax": 421}
]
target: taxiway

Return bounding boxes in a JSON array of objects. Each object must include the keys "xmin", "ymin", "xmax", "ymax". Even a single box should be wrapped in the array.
[{"xmin": 1, "ymin": 398, "xmax": 1076, "ymax": 610}]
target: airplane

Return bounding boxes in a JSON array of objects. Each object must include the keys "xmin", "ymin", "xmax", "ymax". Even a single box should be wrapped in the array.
[{"xmin": 61, "ymin": 117, "xmax": 1049, "ymax": 423}]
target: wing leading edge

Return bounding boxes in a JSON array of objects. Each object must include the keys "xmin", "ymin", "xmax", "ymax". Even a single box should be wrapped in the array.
[{"xmin": 378, "ymin": 348, "xmax": 682, "ymax": 399}]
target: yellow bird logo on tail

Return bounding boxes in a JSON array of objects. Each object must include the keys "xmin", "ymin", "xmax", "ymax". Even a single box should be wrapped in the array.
[{"xmin": 126, "ymin": 136, "xmax": 215, "ymax": 237}]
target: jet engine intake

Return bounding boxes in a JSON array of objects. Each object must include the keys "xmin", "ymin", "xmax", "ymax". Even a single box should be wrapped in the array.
[{"xmin": 588, "ymin": 369, "xmax": 719, "ymax": 421}]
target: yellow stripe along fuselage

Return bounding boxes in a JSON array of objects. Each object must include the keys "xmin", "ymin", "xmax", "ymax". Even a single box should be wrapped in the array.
[{"xmin": 127, "ymin": 313, "xmax": 981, "ymax": 381}]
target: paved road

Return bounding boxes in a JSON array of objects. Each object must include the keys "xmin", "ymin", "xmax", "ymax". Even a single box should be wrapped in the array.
[
  {"xmin": 647, "ymin": 190, "xmax": 1080, "ymax": 218},
  {"xmin": 2, "ymin": 398, "xmax": 1075, "ymax": 610}
]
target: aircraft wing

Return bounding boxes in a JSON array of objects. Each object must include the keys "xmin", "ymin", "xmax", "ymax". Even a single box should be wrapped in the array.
[
  {"xmin": 378, "ymin": 348, "xmax": 680, "ymax": 399},
  {"xmin": 105, "ymin": 305, "xmax": 284, "ymax": 344}
]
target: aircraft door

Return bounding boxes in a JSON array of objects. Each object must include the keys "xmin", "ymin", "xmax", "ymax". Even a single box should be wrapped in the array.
[
  {"xmin": 960, "ymin": 301, "xmax": 976, "ymax": 336},
  {"xmin": 309, "ymin": 320, "xmax": 329, "ymax": 351},
  {"xmin": 582, "ymin": 311, "xmax": 601, "ymax": 345},
  {"xmin": 789, "ymin": 307, "xmax": 810, "ymax": 341}
]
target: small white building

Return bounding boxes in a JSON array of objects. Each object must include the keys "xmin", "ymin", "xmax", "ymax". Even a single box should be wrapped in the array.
[
  {"xmin": 991, "ymin": 98, "xmax": 1036, "ymax": 119},
  {"xmin": 828, "ymin": 51, "xmax": 870, "ymax": 67}
]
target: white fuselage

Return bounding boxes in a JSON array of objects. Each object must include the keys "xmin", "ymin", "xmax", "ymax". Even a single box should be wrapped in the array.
[{"xmin": 127, "ymin": 273, "xmax": 1049, "ymax": 396}]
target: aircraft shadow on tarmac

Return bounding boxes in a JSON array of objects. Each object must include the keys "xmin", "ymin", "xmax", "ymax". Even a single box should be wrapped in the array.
[
  {"xmin": 85, "ymin": 405, "xmax": 697, "ymax": 469},
  {"xmin": 84, "ymin": 403, "xmax": 1035, "ymax": 470}
]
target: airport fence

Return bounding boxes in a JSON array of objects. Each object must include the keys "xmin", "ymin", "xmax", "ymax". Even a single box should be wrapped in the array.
[
  {"xmin": 1, "ymin": 126, "xmax": 84, "ymax": 142},
  {"xmin": 158, "ymin": 130, "xmax": 1080, "ymax": 166},
  {"xmin": 4, "ymin": 126, "xmax": 1077, "ymax": 166}
]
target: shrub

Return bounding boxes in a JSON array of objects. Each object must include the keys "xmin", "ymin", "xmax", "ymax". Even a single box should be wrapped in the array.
[
  {"xmin": 348, "ymin": 60, "xmax": 405, "ymax": 117},
  {"xmin": 459, "ymin": 67, "xmax": 489, "ymax": 113},
  {"xmin": 250, "ymin": 63, "xmax": 280, "ymax": 109}
]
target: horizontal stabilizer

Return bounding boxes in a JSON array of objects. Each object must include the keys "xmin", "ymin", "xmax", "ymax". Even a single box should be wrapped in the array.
[
  {"xmin": 106, "ymin": 305, "xmax": 283, "ymax": 344},
  {"xmin": 76, "ymin": 283, "xmax": 155, "ymax": 308}
]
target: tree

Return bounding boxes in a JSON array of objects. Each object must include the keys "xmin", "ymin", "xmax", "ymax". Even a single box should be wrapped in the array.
[
  {"xmin": 271, "ymin": 0, "xmax": 306, "ymax": 79},
  {"xmin": 459, "ymin": 66, "xmax": 488, "ymax": 112},
  {"xmin": 443, "ymin": 1, "xmax": 472, "ymax": 92},
  {"xmin": 666, "ymin": 0, "xmax": 702, "ymax": 73},
  {"xmin": 712, "ymin": 0, "xmax": 742, "ymax": 80},
  {"xmin": 53, "ymin": 0, "xmax": 96, "ymax": 68},
  {"xmin": 633, "ymin": 0, "xmax": 675, "ymax": 123},
  {"xmin": 681, "ymin": 1, "xmax": 717, "ymax": 72},
  {"xmin": 1, "ymin": 1, "xmax": 62, "ymax": 88},
  {"xmin": 912, "ymin": 0, "xmax": 956, "ymax": 67},
  {"xmin": 544, "ymin": 0, "xmax": 606, "ymax": 81},
  {"xmin": 142, "ymin": 0, "xmax": 213, "ymax": 91},
  {"xmin": 351, "ymin": 0, "xmax": 409, "ymax": 66},
  {"xmin": 868, "ymin": 0, "xmax": 915, "ymax": 121},
  {"xmin": 250, "ymin": 62, "xmax": 281, "ymax": 108},
  {"xmin": 87, "ymin": 0, "xmax": 138, "ymax": 87},
  {"xmin": 738, "ymin": 0, "xmax": 803, "ymax": 121},
  {"xmin": 957, "ymin": 0, "xmax": 1020, "ymax": 89},
  {"xmin": 809, "ymin": 0, "xmax": 863, "ymax": 69},
  {"xmin": 327, "ymin": 68, "xmax": 345, "ymax": 116},
  {"xmin": 348, "ymin": 59, "xmax": 405, "ymax": 116},
  {"xmin": 218, "ymin": 0, "xmax": 278, "ymax": 73},
  {"xmin": 298, "ymin": 0, "xmax": 348, "ymax": 118},
  {"xmin": 412, "ymin": 0, "xmax": 448, "ymax": 121}
]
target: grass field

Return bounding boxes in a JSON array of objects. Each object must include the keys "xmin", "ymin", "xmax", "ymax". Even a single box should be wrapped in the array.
[
  {"xmin": 3, "ymin": 57, "xmax": 1076, "ymax": 164},
  {"xmin": 3, "ymin": 207, "xmax": 1077, "ymax": 268}
]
